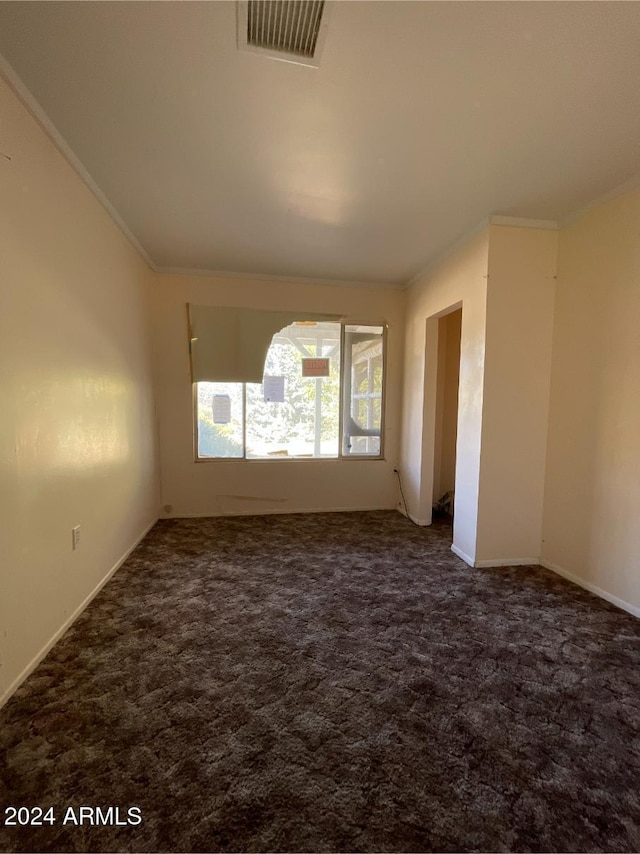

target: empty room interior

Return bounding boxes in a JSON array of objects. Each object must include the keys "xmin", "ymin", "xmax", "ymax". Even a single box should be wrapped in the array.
[{"xmin": 1, "ymin": 1, "xmax": 639, "ymax": 852}]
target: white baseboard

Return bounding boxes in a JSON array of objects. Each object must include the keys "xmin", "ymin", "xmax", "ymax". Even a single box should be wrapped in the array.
[
  {"xmin": 475, "ymin": 556, "xmax": 540, "ymax": 568},
  {"xmin": 540, "ymin": 559, "xmax": 640, "ymax": 619},
  {"xmin": 394, "ymin": 505, "xmax": 431, "ymax": 526},
  {"xmin": 0, "ymin": 516, "xmax": 158, "ymax": 710},
  {"xmin": 451, "ymin": 544, "xmax": 540, "ymax": 568},
  {"xmin": 451, "ymin": 543, "xmax": 474, "ymax": 565},
  {"xmin": 163, "ymin": 504, "xmax": 397, "ymax": 519},
  {"xmin": 402, "ymin": 509, "xmax": 431, "ymax": 526}
]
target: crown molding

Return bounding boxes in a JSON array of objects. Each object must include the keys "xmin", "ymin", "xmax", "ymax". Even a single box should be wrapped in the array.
[
  {"xmin": 405, "ymin": 217, "xmax": 490, "ymax": 289},
  {"xmin": 489, "ymin": 215, "xmax": 559, "ymax": 230},
  {"xmin": 0, "ymin": 53, "xmax": 155, "ymax": 269},
  {"xmin": 405, "ymin": 214, "xmax": 564, "ymax": 289},
  {"xmin": 11, "ymin": 41, "xmax": 636, "ymax": 291},
  {"xmin": 560, "ymin": 170, "xmax": 640, "ymax": 227},
  {"xmin": 1, "ymin": 55, "xmax": 404, "ymax": 292},
  {"xmin": 151, "ymin": 264, "xmax": 405, "ymax": 291}
]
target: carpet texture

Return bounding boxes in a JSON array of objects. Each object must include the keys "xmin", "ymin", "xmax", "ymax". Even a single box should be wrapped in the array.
[{"xmin": 1, "ymin": 510, "xmax": 639, "ymax": 853}]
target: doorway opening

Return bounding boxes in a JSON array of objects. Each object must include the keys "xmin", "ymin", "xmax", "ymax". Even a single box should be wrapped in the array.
[{"xmin": 432, "ymin": 308, "xmax": 462, "ymax": 521}]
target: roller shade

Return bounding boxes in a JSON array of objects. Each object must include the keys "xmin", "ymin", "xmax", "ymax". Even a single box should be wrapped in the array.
[{"xmin": 188, "ymin": 304, "xmax": 342, "ymax": 383}]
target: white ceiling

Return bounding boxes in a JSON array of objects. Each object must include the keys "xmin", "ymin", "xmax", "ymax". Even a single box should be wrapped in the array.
[{"xmin": 1, "ymin": 1, "xmax": 640, "ymax": 286}]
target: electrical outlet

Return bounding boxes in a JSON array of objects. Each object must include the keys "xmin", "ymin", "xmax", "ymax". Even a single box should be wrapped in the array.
[{"xmin": 72, "ymin": 525, "xmax": 81, "ymax": 550}]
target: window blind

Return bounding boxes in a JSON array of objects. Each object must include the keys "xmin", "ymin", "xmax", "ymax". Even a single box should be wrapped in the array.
[{"xmin": 188, "ymin": 304, "xmax": 342, "ymax": 383}]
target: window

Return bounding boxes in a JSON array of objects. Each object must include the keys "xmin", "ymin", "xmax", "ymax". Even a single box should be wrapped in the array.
[{"xmin": 195, "ymin": 321, "xmax": 385, "ymax": 460}]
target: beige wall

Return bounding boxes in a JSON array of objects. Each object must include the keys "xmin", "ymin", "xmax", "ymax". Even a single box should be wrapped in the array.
[
  {"xmin": 0, "ymin": 77, "xmax": 160, "ymax": 704},
  {"xmin": 476, "ymin": 225, "xmax": 557, "ymax": 564},
  {"xmin": 401, "ymin": 228, "xmax": 489, "ymax": 559},
  {"xmin": 542, "ymin": 190, "xmax": 640, "ymax": 615},
  {"xmin": 402, "ymin": 224, "xmax": 556, "ymax": 567},
  {"xmin": 150, "ymin": 274, "xmax": 404, "ymax": 517}
]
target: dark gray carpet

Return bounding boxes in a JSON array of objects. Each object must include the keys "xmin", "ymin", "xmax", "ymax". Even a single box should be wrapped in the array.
[{"xmin": 1, "ymin": 510, "xmax": 639, "ymax": 853}]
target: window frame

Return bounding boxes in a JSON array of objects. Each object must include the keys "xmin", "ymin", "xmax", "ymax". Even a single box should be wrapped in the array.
[{"xmin": 193, "ymin": 321, "xmax": 387, "ymax": 462}]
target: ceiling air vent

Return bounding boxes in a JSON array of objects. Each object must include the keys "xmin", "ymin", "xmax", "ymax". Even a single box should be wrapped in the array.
[{"xmin": 237, "ymin": 1, "xmax": 330, "ymax": 68}]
